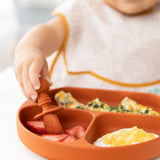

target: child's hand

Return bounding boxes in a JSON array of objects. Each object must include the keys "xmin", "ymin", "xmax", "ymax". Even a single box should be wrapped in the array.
[
  {"xmin": 14, "ymin": 46, "xmax": 52, "ymax": 102},
  {"xmin": 14, "ymin": 17, "xmax": 65, "ymax": 102}
]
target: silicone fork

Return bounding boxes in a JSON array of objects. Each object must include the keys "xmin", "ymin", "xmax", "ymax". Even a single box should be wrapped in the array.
[{"xmin": 33, "ymin": 77, "xmax": 64, "ymax": 134}]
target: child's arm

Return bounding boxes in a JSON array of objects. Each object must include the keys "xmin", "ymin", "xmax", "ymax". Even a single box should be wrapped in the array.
[{"xmin": 14, "ymin": 16, "xmax": 65, "ymax": 102}]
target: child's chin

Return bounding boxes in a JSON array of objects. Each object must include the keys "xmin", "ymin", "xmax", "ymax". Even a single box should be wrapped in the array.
[
  {"xmin": 116, "ymin": 7, "xmax": 150, "ymax": 16},
  {"xmin": 106, "ymin": 2, "xmax": 148, "ymax": 16},
  {"xmin": 119, "ymin": 10, "xmax": 142, "ymax": 15}
]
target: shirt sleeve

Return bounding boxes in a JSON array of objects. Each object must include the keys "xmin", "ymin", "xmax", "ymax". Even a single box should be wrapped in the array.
[{"xmin": 52, "ymin": 0, "xmax": 86, "ymax": 41}]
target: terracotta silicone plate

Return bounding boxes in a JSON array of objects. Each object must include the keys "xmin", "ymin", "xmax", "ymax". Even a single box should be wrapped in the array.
[{"xmin": 17, "ymin": 87, "xmax": 160, "ymax": 160}]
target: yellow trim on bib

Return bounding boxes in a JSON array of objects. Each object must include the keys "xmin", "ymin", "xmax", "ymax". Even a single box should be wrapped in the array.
[
  {"xmin": 50, "ymin": 12, "xmax": 160, "ymax": 88},
  {"xmin": 49, "ymin": 12, "xmax": 69, "ymax": 77}
]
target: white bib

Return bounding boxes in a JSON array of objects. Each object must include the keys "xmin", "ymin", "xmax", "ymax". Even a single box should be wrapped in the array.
[{"xmin": 48, "ymin": 0, "xmax": 160, "ymax": 94}]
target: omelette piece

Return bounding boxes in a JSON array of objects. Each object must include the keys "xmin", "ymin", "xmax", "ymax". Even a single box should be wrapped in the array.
[
  {"xmin": 55, "ymin": 90, "xmax": 87, "ymax": 109},
  {"xmin": 93, "ymin": 126, "xmax": 158, "ymax": 147},
  {"xmin": 87, "ymin": 98, "xmax": 118, "ymax": 112},
  {"xmin": 119, "ymin": 97, "xmax": 159, "ymax": 115},
  {"xmin": 55, "ymin": 91, "xmax": 159, "ymax": 115}
]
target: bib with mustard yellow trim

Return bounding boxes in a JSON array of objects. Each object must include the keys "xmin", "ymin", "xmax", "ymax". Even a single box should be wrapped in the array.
[{"xmin": 48, "ymin": 0, "xmax": 160, "ymax": 93}]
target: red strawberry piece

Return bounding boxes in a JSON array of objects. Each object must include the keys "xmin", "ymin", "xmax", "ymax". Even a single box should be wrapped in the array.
[
  {"xmin": 41, "ymin": 134, "xmax": 68, "ymax": 142},
  {"xmin": 65, "ymin": 124, "xmax": 86, "ymax": 138},
  {"xmin": 26, "ymin": 120, "xmax": 47, "ymax": 135},
  {"xmin": 76, "ymin": 125, "xmax": 87, "ymax": 139},
  {"xmin": 61, "ymin": 135, "xmax": 77, "ymax": 142}
]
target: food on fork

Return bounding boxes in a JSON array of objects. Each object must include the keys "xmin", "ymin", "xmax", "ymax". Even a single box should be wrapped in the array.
[{"xmin": 93, "ymin": 126, "xmax": 159, "ymax": 147}]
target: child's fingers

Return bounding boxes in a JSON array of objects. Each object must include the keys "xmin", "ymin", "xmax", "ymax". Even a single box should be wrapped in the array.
[
  {"xmin": 41, "ymin": 60, "xmax": 53, "ymax": 85},
  {"xmin": 22, "ymin": 62, "xmax": 38, "ymax": 102},
  {"xmin": 29, "ymin": 58, "xmax": 44, "ymax": 90},
  {"xmin": 14, "ymin": 64, "xmax": 28, "ymax": 97},
  {"xmin": 14, "ymin": 64, "xmax": 35, "ymax": 101},
  {"xmin": 21, "ymin": 85, "xmax": 35, "ymax": 102}
]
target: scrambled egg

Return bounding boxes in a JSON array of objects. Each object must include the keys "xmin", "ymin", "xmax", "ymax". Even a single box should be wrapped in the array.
[{"xmin": 94, "ymin": 126, "xmax": 158, "ymax": 147}]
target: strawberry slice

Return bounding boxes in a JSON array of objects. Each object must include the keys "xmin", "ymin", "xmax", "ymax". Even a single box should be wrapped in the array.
[
  {"xmin": 61, "ymin": 135, "xmax": 77, "ymax": 142},
  {"xmin": 42, "ymin": 134, "xmax": 68, "ymax": 142},
  {"xmin": 64, "ymin": 124, "xmax": 86, "ymax": 138},
  {"xmin": 26, "ymin": 120, "xmax": 47, "ymax": 134}
]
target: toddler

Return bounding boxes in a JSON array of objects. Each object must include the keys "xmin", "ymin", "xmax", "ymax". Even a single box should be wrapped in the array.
[{"xmin": 14, "ymin": 0, "xmax": 160, "ymax": 103}]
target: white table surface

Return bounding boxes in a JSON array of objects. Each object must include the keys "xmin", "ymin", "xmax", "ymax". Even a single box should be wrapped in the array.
[
  {"xmin": 0, "ymin": 67, "xmax": 47, "ymax": 160},
  {"xmin": 0, "ymin": 67, "xmax": 160, "ymax": 160}
]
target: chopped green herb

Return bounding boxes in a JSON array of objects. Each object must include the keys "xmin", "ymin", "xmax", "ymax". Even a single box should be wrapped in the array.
[
  {"xmin": 88, "ymin": 103, "xmax": 93, "ymax": 106},
  {"xmin": 75, "ymin": 106, "xmax": 84, "ymax": 109},
  {"xmin": 94, "ymin": 104, "xmax": 99, "ymax": 108},
  {"xmin": 100, "ymin": 104, "xmax": 104, "ymax": 108}
]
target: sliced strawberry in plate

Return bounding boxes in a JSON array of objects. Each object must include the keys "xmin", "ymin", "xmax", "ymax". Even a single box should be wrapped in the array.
[
  {"xmin": 26, "ymin": 120, "xmax": 47, "ymax": 134},
  {"xmin": 41, "ymin": 134, "xmax": 68, "ymax": 142},
  {"xmin": 64, "ymin": 124, "xmax": 86, "ymax": 138},
  {"xmin": 61, "ymin": 135, "xmax": 77, "ymax": 142},
  {"xmin": 76, "ymin": 125, "xmax": 87, "ymax": 139}
]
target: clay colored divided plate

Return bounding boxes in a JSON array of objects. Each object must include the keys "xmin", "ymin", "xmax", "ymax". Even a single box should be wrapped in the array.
[{"xmin": 17, "ymin": 87, "xmax": 160, "ymax": 160}]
